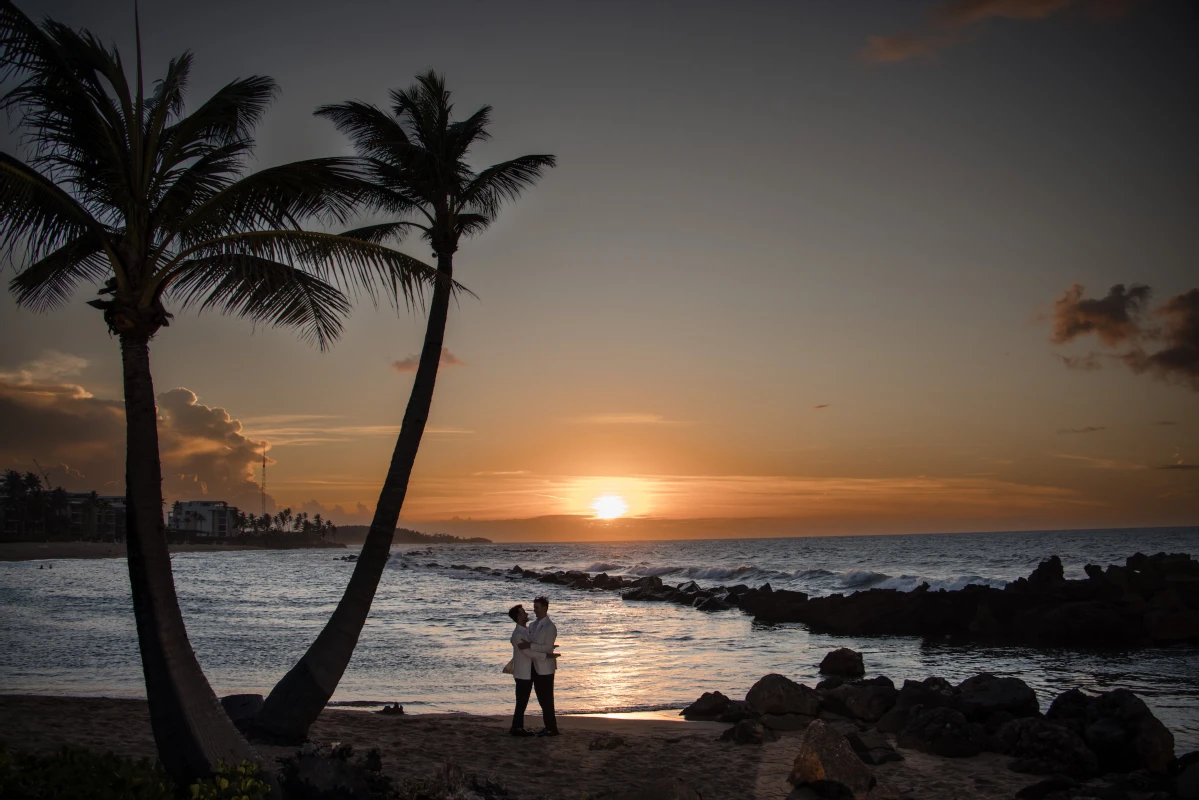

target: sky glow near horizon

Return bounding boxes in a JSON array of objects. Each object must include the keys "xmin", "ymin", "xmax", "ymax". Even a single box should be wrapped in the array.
[{"xmin": 0, "ymin": 0, "xmax": 1196, "ymax": 537}]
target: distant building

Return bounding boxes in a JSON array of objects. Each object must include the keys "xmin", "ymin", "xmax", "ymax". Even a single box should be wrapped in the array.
[
  {"xmin": 168, "ymin": 500, "xmax": 241, "ymax": 537},
  {"xmin": 67, "ymin": 493, "xmax": 126, "ymax": 539}
]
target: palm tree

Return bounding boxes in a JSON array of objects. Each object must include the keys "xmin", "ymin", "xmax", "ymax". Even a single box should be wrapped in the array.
[
  {"xmin": 256, "ymin": 71, "xmax": 554, "ymax": 741},
  {"xmin": 0, "ymin": 4, "xmax": 434, "ymax": 785}
]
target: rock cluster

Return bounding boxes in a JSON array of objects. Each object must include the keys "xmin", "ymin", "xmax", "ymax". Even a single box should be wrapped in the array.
[
  {"xmin": 463, "ymin": 551, "xmax": 1199, "ymax": 648},
  {"xmin": 689, "ymin": 648, "xmax": 1189, "ymax": 799}
]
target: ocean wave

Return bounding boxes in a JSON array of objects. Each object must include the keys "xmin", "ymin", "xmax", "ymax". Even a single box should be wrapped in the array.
[
  {"xmin": 625, "ymin": 565, "xmax": 683, "ymax": 577},
  {"xmin": 839, "ymin": 569, "xmax": 891, "ymax": 588},
  {"xmin": 584, "ymin": 562, "xmax": 624, "ymax": 573},
  {"xmin": 876, "ymin": 574, "xmax": 1008, "ymax": 592},
  {"xmin": 791, "ymin": 568, "xmax": 835, "ymax": 579},
  {"xmin": 679, "ymin": 564, "xmax": 758, "ymax": 581}
]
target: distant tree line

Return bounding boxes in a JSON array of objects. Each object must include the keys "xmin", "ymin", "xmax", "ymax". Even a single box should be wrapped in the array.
[{"xmin": 0, "ymin": 469, "xmax": 121, "ymax": 541}]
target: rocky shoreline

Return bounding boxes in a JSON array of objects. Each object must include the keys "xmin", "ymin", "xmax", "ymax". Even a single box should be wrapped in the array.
[
  {"xmin": 685, "ymin": 648, "xmax": 1196, "ymax": 799},
  {"xmin": 415, "ymin": 550, "xmax": 1199, "ymax": 648}
]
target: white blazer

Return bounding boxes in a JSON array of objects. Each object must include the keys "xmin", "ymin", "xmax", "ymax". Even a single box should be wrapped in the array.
[
  {"xmin": 509, "ymin": 625, "xmax": 547, "ymax": 680},
  {"xmin": 527, "ymin": 615, "xmax": 558, "ymax": 675}
]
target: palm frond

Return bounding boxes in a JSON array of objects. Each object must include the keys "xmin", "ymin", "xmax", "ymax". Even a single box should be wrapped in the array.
[
  {"xmin": 336, "ymin": 221, "xmax": 424, "ymax": 246},
  {"xmin": 7, "ymin": 231, "xmax": 110, "ymax": 311},
  {"xmin": 164, "ymin": 229, "xmax": 440, "ymax": 310},
  {"xmin": 0, "ymin": 152, "xmax": 105, "ymax": 262},
  {"xmin": 446, "ymin": 104, "xmax": 492, "ymax": 161},
  {"xmin": 166, "ymin": 253, "xmax": 350, "ymax": 350},
  {"xmin": 453, "ymin": 212, "xmax": 490, "ymax": 240},
  {"xmin": 458, "ymin": 154, "xmax": 556, "ymax": 219},
  {"xmin": 315, "ymin": 100, "xmax": 413, "ymax": 164}
]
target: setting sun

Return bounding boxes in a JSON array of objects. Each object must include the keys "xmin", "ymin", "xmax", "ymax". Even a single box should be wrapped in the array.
[{"xmin": 590, "ymin": 494, "xmax": 629, "ymax": 519}]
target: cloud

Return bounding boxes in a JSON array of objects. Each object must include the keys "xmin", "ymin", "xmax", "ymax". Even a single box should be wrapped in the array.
[
  {"xmin": 1051, "ymin": 283, "xmax": 1151, "ymax": 346},
  {"xmin": 391, "ymin": 347, "xmax": 465, "ymax": 373},
  {"xmin": 0, "ymin": 350, "xmax": 90, "ymax": 385},
  {"xmin": 1057, "ymin": 426, "xmax": 1105, "ymax": 434},
  {"xmin": 572, "ymin": 413, "xmax": 688, "ymax": 425},
  {"xmin": 1118, "ymin": 289, "xmax": 1199, "ymax": 390},
  {"xmin": 1051, "ymin": 453, "xmax": 1146, "ymax": 470},
  {"xmin": 1046, "ymin": 284, "xmax": 1199, "ymax": 391},
  {"xmin": 0, "ymin": 356, "xmax": 275, "ymax": 512},
  {"xmin": 863, "ymin": 0, "xmax": 1143, "ymax": 63},
  {"xmin": 1158, "ymin": 464, "xmax": 1199, "ymax": 471},
  {"xmin": 814, "ymin": 404, "xmax": 830, "ymax": 409},
  {"xmin": 1152, "ymin": 420, "xmax": 1177, "ymax": 426}
]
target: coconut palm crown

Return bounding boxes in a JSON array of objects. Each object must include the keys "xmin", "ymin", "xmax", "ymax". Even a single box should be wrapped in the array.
[
  {"xmin": 0, "ymin": 1, "xmax": 435, "ymax": 785},
  {"xmin": 254, "ymin": 71, "xmax": 555, "ymax": 740}
]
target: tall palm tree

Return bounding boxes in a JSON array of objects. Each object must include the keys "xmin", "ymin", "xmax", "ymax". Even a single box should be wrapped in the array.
[
  {"xmin": 0, "ymin": 3, "xmax": 434, "ymax": 785},
  {"xmin": 256, "ymin": 71, "xmax": 554, "ymax": 741}
]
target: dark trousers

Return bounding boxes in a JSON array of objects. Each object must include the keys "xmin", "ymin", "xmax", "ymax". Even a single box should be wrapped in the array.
[
  {"xmin": 532, "ymin": 669, "xmax": 557, "ymax": 732},
  {"xmin": 512, "ymin": 678, "xmax": 533, "ymax": 730}
]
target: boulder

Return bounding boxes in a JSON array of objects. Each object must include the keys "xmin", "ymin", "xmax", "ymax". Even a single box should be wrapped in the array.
[
  {"xmin": 788, "ymin": 719, "xmax": 876, "ymax": 800},
  {"xmin": 718, "ymin": 700, "xmax": 762, "ymax": 723},
  {"xmin": 746, "ymin": 674, "xmax": 821, "ymax": 716},
  {"xmin": 762, "ymin": 713, "xmax": 817, "ymax": 732},
  {"xmin": 898, "ymin": 706, "xmax": 981, "ymax": 758},
  {"xmin": 1177, "ymin": 750, "xmax": 1199, "ymax": 800},
  {"xmin": 1083, "ymin": 689, "xmax": 1175, "ymax": 774},
  {"xmin": 844, "ymin": 730, "xmax": 903, "ymax": 765},
  {"xmin": 676, "ymin": 580, "xmax": 701, "ymax": 593},
  {"xmin": 876, "ymin": 677, "xmax": 958, "ymax": 734},
  {"xmin": 997, "ymin": 717, "xmax": 1099, "ymax": 779},
  {"xmin": 681, "ymin": 690, "xmax": 731, "ymax": 720},
  {"xmin": 821, "ymin": 676, "xmax": 897, "ymax": 723},
  {"xmin": 1044, "ymin": 687, "xmax": 1175, "ymax": 774},
  {"xmin": 956, "ymin": 673, "xmax": 1039, "ymax": 721},
  {"xmin": 819, "ymin": 648, "xmax": 865, "ymax": 677},
  {"xmin": 1027, "ymin": 555, "xmax": 1065, "ymax": 587},
  {"xmin": 696, "ymin": 595, "xmax": 732, "ymax": 612},
  {"xmin": 719, "ymin": 719, "xmax": 778, "ymax": 745},
  {"xmin": 1014, "ymin": 776, "xmax": 1079, "ymax": 800}
]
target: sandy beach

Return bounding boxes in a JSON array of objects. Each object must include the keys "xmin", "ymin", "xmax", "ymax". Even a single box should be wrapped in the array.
[
  {"xmin": 0, "ymin": 541, "xmax": 344, "ymax": 562},
  {"xmin": 0, "ymin": 695, "xmax": 1044, "ymax": 799}
]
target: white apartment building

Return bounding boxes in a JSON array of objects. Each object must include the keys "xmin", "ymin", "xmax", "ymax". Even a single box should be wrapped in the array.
[{"xmin": 168, "ymin": 500, "xmax": 240, "ymax": 537}]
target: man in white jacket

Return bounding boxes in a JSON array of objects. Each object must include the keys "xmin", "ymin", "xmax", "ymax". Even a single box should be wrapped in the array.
[
  {"xmin": 507, "ymin": 603, "xmax": 554, "ymax": 736},
  {"xmin": 517, "ymin": 595, "xmax": 559, "ymax": 736}
]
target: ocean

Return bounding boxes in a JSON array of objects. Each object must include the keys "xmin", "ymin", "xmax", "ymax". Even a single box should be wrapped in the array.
[{"xmin": 2, "ymin": 527, "xmax": 1197, "ymax": 751}]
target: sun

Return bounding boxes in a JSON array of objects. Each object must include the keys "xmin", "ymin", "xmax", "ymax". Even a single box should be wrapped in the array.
[{"xmin": 590, "ymin": 494, "xmax": 629, "ymax": 520}]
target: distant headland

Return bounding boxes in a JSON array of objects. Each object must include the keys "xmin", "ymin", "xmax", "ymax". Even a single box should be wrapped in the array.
[{"xmin": 335, "ymin": 526, "xmax": 492, "ymax": 545}]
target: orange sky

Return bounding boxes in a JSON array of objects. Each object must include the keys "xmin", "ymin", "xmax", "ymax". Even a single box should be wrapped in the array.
[{"xmin": 1, "ymin": 1, "xmax": 1196, "ymax": 538}]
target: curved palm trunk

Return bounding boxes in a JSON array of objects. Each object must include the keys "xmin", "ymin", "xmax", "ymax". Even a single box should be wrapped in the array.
[
  {"xmin": 255, "ymin": 255, "xmax": 454, "ymax": 741},
  {"xmin": 120, "ymin": 333, "xmax": 265, "ymax": 782}
]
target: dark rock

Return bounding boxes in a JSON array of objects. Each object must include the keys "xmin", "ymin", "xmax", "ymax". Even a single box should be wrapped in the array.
[
  {"xmin": 509, "ymin": 564, "xmax": 523, "ymax": 573},
  {"xmin": 718, "ymin": 700, "xmax": 761, "ymax": 723},
  {"xmin": 876, "ymin": 677, "xmax": 958, "ymax": 734},
  {"xmin": 376, "ymin": 702, "xmax": 403, "ymax": 715},
  {"xmin": 819, "ymin": 648, "xmax": 865, "ymax": 678},
  {"xmin": 696, "ymin": 595, "xmax": 732, "ymax": 612},
  {"xmin": 788, "ymin": 719, "xmax": 877, "ymax": 800},
  {"xmin": 676, "ymin": 580, "xmax": 701, "ymax": 593},
  {"xmin": 762, "ymin": 713, "xmax": 816, "ymax": 731},
  {"xmin": 844, "ymin": 730, "xmax": 903, "ymax": 765},
  {"xmin": 220, "ymin": 693, "xmax": 264, "ymax": 733},
  {"xmin": 1177, "ymin": 750, "xmax": 1199, "ymax": 799},
  {"xmin": 1083, "ymin": 689, "xmax": 1175, "ymax": 774},
  {"xmin": 957, "ymin": 673, "xmax": 1039, "ymax": 721},
  {"xmin": 681, "ymin": 690, "xmax": 731, "ymax": 720},
  {"xmin": 1028, "ymin": 555, "xmax": 1065, "ymax": 587},
  {"xmin": 589, "ymin": 734, "xmax": 627, "ymax": 750},
  {"xmin": 821, "ymin": 676, "xmax": 897, "ymax": 723},
  {"xmin": 1015, "ymin": 776, "xmax": 1079, "ymax": 800},
  {"xmin": 898, "ymin": 706, "xmax": 981, "ymax": 758},
  {"xmin": 1046, "ymin": 688, "xmax": 1092, "ymax": 735},
  {"xmin": 720, "ymin": 718, "xmax": 779, "ymax": 745},
  {"xmin": 998, "ymin": 717, "xmax": 1099, "ymax": 779},
  {"xmin": 746, "ymin": 674, "xmax": 822, "ymax": 716}
]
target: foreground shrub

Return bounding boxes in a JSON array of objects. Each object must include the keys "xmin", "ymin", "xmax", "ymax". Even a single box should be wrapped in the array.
[{"xmin": 0, "ymin": 744, "xmax": 269, "ymax": 800}]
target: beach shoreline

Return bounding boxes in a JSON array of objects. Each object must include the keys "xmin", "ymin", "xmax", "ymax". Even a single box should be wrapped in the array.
[
  {"xmin": 0, "ymin": 540, "xmax": 346, "ymax": 562},
  {"xmin": 0, "ymin": 694, "xmax": 1045, "ymax": 799}
]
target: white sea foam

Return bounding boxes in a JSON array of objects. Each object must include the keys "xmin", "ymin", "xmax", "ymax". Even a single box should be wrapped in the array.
[{"xmin": 584, "ymin": 562, "xmax": 624, "ymax": 573}]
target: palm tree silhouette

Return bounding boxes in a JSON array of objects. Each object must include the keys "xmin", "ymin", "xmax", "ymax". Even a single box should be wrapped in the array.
[
  {"xmin": 256, "ymin": 71, "xmax": 555, "ymax": 740},
  {"xmin": 0, "ymin": 3, "xmax": 435, "ymax": 784}
]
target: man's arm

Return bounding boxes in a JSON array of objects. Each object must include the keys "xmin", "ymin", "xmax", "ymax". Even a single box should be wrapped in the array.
[
  {"xmin": 528, "ymin": 620, "xmax": 557, "ymax": 654},
  {"xmin": 514, "ymin": 628, "xmax": 551, "ymax": 660}
]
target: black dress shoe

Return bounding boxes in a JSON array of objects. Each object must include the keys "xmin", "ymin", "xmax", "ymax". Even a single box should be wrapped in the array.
[
  {"xmin": 535, "ymin": 728, "xmax": 560, "ymax": 737},
  {"xmin": 509, "ymin": 727, "xmax": 534, "ymax": 737}
]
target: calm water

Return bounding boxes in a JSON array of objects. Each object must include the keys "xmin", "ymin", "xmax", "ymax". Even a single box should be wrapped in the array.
[{"xmin": 2, "ymin": 527, "xmax": 1197, "ymax": 752}]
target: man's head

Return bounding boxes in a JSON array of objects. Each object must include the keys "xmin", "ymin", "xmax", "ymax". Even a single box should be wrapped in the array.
[
  {"xmin": 508, "ymin": 604, "xmax": 528, "ymax": 625},
  {"xmin": 533, "ymin": 595, "xmax": 549, "ymax": 619}
]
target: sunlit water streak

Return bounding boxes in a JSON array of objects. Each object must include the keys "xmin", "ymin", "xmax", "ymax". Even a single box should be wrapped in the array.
[{"xmin": 1, "ymin": 527, "xmax": 1197, "ymax": 752}]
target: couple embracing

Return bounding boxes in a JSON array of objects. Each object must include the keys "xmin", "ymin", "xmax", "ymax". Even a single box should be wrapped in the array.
[{"xmin": 506, "ymin": 595, "xmax": 560, "ymax": 737}]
